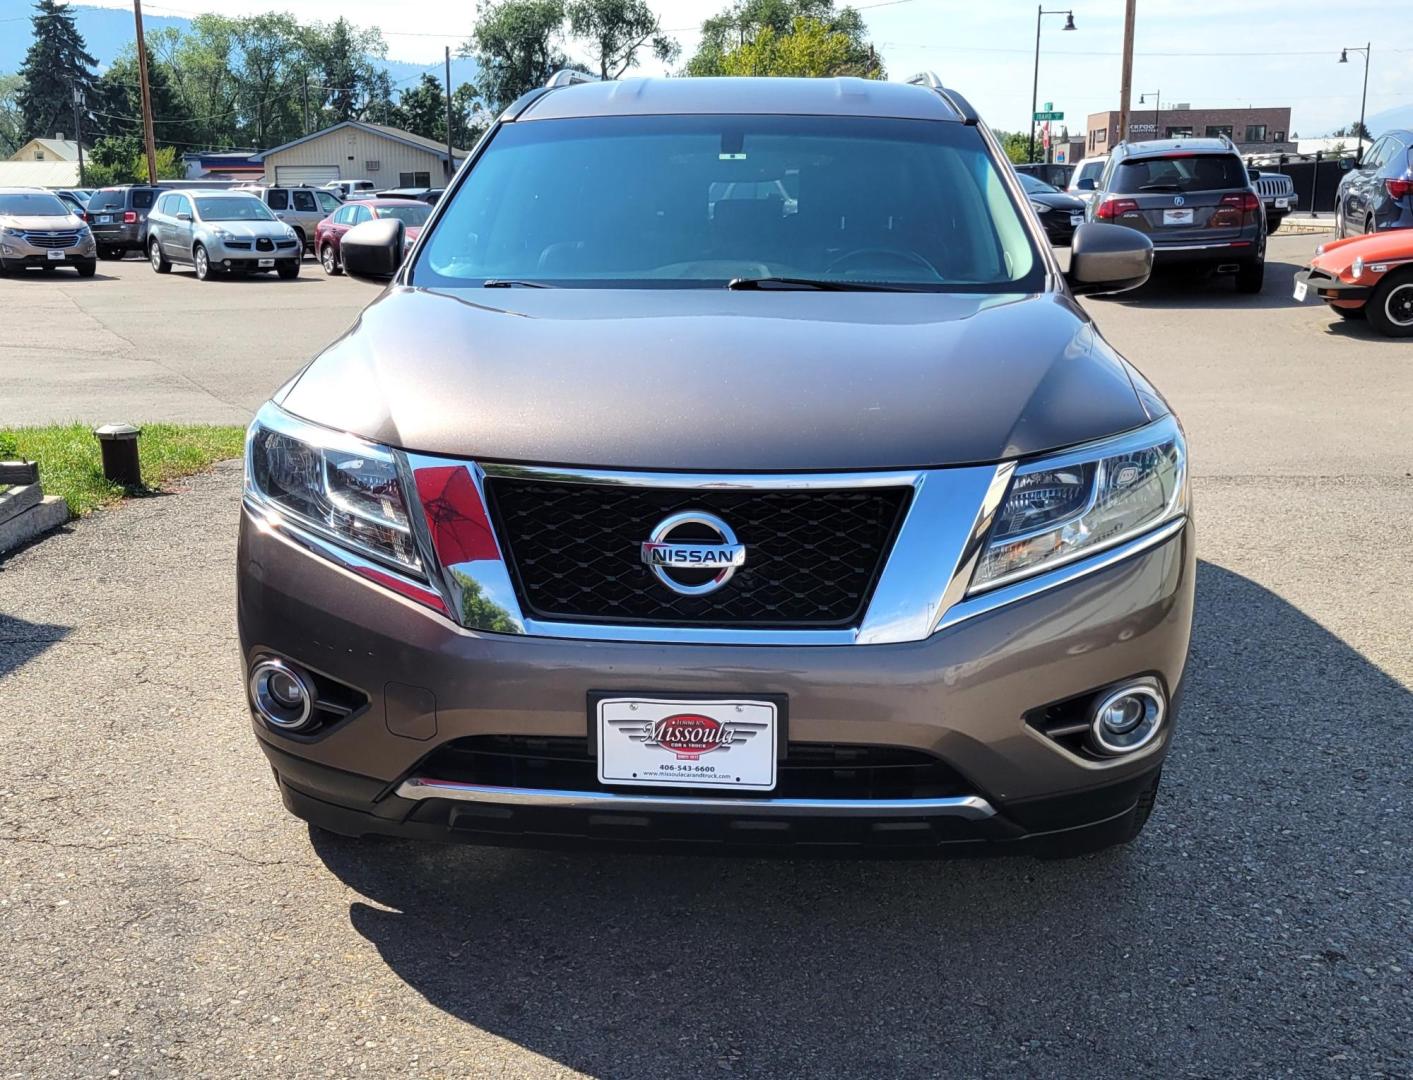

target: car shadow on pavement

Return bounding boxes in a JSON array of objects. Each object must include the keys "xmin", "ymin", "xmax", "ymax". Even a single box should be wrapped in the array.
[
  {"xmin": 0, "ymin": 612, "xmax": 71, "ymax": 678},
  {"xmin": 0, "ymin": 271, "xmax": 116, "ymax": 283},
  {"xmin": 309, "ymin": 560, "xmax": 1411, "ymax": 1077},
  {"xmin": 1094, "ymin": 259, "xmax": 1307, "ymax": 311}
]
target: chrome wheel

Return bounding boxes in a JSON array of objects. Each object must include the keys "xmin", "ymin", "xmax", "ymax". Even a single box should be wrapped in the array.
[
  {"xmin": 321, "ymin": 244, "xmax": 336, "ymax": 273},
  {"xmin": 194, "ymin": 246, "xmax": 209, "ymax": 280},
  {"xmin": 1385, "ymin": 283, "xmax": 1413, "ymax": 328}
]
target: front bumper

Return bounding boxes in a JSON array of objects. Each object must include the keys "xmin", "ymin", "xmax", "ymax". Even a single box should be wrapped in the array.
[
  {"xmin": 1294, "ymin": 267, "xmax": 1372, "ymax": 304},
  {"xmin": 238, "ymin": 506, "xmax": 1195, "ymax": 852},
  {"xmin": 1, "ymin": 236, "xmax": 96, "ymax": 263}
]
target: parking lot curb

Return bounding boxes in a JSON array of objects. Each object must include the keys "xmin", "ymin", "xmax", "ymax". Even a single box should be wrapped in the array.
[{"xmin": 0, "ymin": 488, "xmax": 70, "ymax": 555}]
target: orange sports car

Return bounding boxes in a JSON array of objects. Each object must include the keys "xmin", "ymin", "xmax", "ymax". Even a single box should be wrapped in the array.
[{"xmin": 1293, "ymin": 229, "xmax": 1413, "ymax": 336}]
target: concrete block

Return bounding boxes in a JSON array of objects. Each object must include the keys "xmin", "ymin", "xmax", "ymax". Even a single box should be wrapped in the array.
[
  {"xmin": 0, "ymin": 495, "xmax": 69, "ymax": 555},
  {"xmin": 0, "ymin": 483, "xmax": 42, "ymax": 525}
]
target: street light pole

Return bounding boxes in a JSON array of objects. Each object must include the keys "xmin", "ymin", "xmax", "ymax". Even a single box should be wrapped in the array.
[
  {"xmin": 72, "ymin": 86, "xmax": 85, "ymax": 186},
  {"xmin": 1139, "ymin": 89, "xmax": 1160, "ymax": 139},
  {"xmin": 1029, "ymin": 7, "xmax": 1075, "ymax": 164},
  {"xmin": 1339, "ymin": 44, "xmax": 1372, "ymax": 163}
]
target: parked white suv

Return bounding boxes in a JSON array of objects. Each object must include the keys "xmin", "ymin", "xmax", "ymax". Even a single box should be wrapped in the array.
[
  {"xmin": 1067, "ymin": 156, "xmax": 1107, "ymax": 206},
  {"xmin": 324, "ymin": 179, "xmax": 377, "ymax": 199},
  {"xmin": 239, "ymin": 185, "xmax": 342, "ymax": 253}
]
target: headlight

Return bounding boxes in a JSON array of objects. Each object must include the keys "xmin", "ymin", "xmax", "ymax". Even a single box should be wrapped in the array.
[
  {"xmin": 245, "ymin": 405, "xmax": 421, "ymax": 573},
  {"xmin": 970, "ymin": 415, "xmax": 1187, "ymax": 592},
  {"xmin": 212, "ymin": 227, "xmax": 233, "ymax": 240},
  {"xmin": 1, "ymin": 225, "xmax": 23, "ymax": 238},
  {"xmin": 1029, "ymin": 200, "xmax": 1053, "ymax": 214},
  {"xmin": 1350, "ymin": 256, "xmax": 1364, "ymax": 280}
]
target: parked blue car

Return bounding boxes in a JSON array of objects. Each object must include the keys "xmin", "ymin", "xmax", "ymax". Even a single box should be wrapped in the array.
[{"xmin": 1335, "ymin": 129, "xmax": 1413, "ymax": 237}]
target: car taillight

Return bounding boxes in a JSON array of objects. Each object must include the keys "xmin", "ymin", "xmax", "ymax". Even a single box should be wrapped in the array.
[
  {"xmin": 1386, "ymin": 177, "xmax": 1413, "ymax": 200},
  {"xmin": 1096, "ymin": 198, "xmax": 1139, "ymax": 220},
  {"xmin": 123, "ymin": 210, "xmax": 137, "ymax": 223},
  {"xmin": 1220, "ymin": 192, "xmax": 1261, "ymax": 212}
]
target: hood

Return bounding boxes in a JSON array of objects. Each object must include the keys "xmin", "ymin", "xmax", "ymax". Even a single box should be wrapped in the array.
[
  {"xmin": 2, "ymin": 213, "xmax": 84, "ymax": 231},
  {"xmin": 1030, "ymin": 191, "xmax": 1086, "ymax": 212},
  {"xmin": 1312, "ymin": 230, "xmax": 1413, "ymax": 269},
  {"xmin": 279, "ymin": 287, "xmax": 1151, "ymax": 472},
  {"xmin": 204, "ymin": 218, "xmax": 291, "ymax": 239}
]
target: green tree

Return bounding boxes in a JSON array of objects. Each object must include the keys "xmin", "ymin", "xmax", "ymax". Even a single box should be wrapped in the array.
[
  {"xmin": 82, "ymin": 135, "xmax": 183, "ymax": 185},
  {"xmin": 462, "ymin": 0, "xmax": 575, "ymax": 113},
  {"xmin": 150, "ymin": 17, "xmax": 243, "ymax": 150},
  {"xmin": 303, "ymin": 17, "xmax": 390, "ymax": 127},
  {"xmin": 91, "ymin": 44, "xmax": 196, "ymax": 148},
  {"xmin": 17, "ymin": 0, "xmax": 98, "ymax": 143},
  {"xmin": 0, "ymin": 74, "xmax": 24, "ymax": 156},
  {"xmin": 567, "ymin": 0, "xmax": 679, "ymax": 79},
  {"xmin": 686, "ymin": 0, "xmax": 881, "ymax": 78},
  {"xmin": 993, "ymin": 130, "xmax": 1034, "ymax": 165}
]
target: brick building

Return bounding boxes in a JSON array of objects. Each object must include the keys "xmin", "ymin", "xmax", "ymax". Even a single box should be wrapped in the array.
[{"xmin": 1085, "ymin": 106, "xmax": 1294, "ymax": 158}]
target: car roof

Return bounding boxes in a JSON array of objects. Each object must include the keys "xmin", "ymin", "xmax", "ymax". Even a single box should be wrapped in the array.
[
  {"xmin": 167, "ymin": 189, "xmax": 261, "ymax": 198},
  {"xmin": 1118, "ymin": 137, "xmax": 1237, "ymax": 159},
  {"xmin": 518, "ymin": 76, "xmax": 963, "ymax": 123},
  {"xmin": 0, "ymin": 186, "xmax": 57, "ymax": 195}
]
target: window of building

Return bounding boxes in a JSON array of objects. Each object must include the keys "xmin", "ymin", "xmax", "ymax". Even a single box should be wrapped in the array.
[
  {"xmin": 1165, "ymin": 126, "xmax": 1193, "ymax": 139},
  {"xmin": 1271, "ymin": 131, "xmax": 1286, "ymax": 143},
  {"xmin": 1205, "ymin": 125, "xmax": 1233, "ymax": 139},
  {"xmin": 399, "ymin": 171, "xmax": 432, "ymax": 187},
  {"xmin": 34, "ymin": 150, "xmax": 45, "ymax": 159},
  {"xmin": 1245, "ymin": 125, "xmax": 1267, "ymax": 143}
]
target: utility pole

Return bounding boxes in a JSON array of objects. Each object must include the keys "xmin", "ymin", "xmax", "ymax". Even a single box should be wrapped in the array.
[
  {"xmin": 131, "ymin": 0, "xmax": 159, "ymax": 183},
  {"xmin": 444, "ymin": 46, "xmax": 455, "ymax": 182},
  {"xmin": 1117, "ymin": 0, "xmax": 1136, "ymax": 150},
  {"xmin": 301, "ymin": 72, "xmax": 311, "ymax": 136},
  {"xmin": 72, "ymin": 86, "xmax": 85, "ymax": 186}
]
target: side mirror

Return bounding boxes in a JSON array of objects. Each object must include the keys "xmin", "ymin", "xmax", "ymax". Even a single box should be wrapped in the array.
[
  {"xmin": 1076, "ymin": 177, "xmax": 1098, "ymax": 191},
  {"xmin": 1247, "ymin": 168, "xmax": 1261, "ymax": 182},
  {"xmin": 340, "ymin": 217, "xmax": 405, "ymax": 282},
  {"xmin": 1339, "ymin": 157, "xmax": 1354, "ymax": 172},
  {"xmin": 1066, "ymin": 222, "xmax": 1153, "ymax": 296},
  {"xmin": 176, "ymin": 212, "xmax": 192, "ymax": 222}
]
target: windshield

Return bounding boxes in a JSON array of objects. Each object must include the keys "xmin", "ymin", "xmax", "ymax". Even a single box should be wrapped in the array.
[
  {"xmin": 0, "ymin": 192, "xmax": 69, "ymax": 216},
  {"xmin": 1018, "ymin": 174, "xmax": 1059, "ymax": 194},
  {"xmin": 375, "ymin": 203, "xmax": 431, "ymax": 227},
  {"xmin": 1112, "ymin": 154, "xmax": 1248, "ymax": 194},
  {"xmin": 196, "ymin": 196, "xmax": 276, "ymax": 221},
  {"xmin": 415, "ymin": 114, "xmax": 1041, "ymax": 291}
]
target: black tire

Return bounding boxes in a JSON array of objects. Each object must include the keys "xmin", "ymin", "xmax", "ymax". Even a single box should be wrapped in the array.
[
  {"xmin": 320, "ymin": 243, "xmax": 342, "ymax": 276},
  {"xmin": 1235, "ymin": 257, "xmax": 1265, "ymax": 294},
  {"xmin": 294, "ymin": 227, "xmax": 307, "ymax": 255},
  {"xmin": 97, "ymin": 246, "xmax": 119, "ymax": 261},
  {"xmin": 276, "ymin": 259, "xmax": 300, "ymax": 280},
  {"xmin": 1265, "ymin": 214, "xmax": 1284, "ymax": 235},
  {"xmin": 193, "ymin": 243, "xmax": 215, "ymax": 281},
  {"xmin": 1366, "ymin": 270, "xmax": 1413, "ymax": 337},
  {"xmin": 149, "ymin": 239, "xmax": 171, "ymax": 274},
  {"xmin": 75, "ymin": 260, "xmax": 96, "ymax": 277}
]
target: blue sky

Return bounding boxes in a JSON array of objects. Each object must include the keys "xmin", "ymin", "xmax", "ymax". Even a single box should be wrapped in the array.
[{"xmin": 8, "ymin": 0, "xmax": 1412, "ymax": 135}]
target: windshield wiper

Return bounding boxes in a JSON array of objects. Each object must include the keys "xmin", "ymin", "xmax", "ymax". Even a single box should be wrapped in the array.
[
  {"xmin": 481, "ymin": 279, "xmax": 558, "ymax": 288},
  {"xmin": 726, "ymin": 276, "xmax": 918, "ymax": 292}
]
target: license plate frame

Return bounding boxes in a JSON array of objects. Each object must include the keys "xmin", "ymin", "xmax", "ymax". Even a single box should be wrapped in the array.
[
  {"xmin": 97, "ymin": 215, "xmax": 112, "ymax": 224},
  {"xmin": 257, "ymin": 257, "xmax": 275, "ymax": 268},
  {"xmin": 592, "ymin": 691, "xmax": 786, "ymax": 792},
  {"xmin": 1162, "ymin": 208, "xmax": 1195, "ymax": 226},
  {"xmin": 46, "ymin": 249, "xmax": 65, "ymax": 260},
  {"xmin": 1070, "ymin": 212, "xmax": 1084, "ymax": 227},
  {"xmin": 1274, "ymin": 197, "xmax": 1290, "ymax": 209}
]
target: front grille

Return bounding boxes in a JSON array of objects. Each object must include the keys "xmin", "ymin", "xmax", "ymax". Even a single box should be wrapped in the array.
[
  {"xmin": 224, "ymin": 240, "xmax": 252, "ymax": 250},
  {"xmin": 1255, "ymin": 177, "xmax": 1292, "ymax": 197},
  {"xmin": 484, "ymin": 478, "xmax": 911, "ymax": 627},
  {"xmin": 255, "ymin": 237, "xmax": 274, "ymax": 252},
  {"xmin": 417, "ymin": 736, "xmax": 972, "ymax": 800},
  {"xmin": 24, "ymin": 231, "xmax": 79, "ymax": 249},
  {"xmin": 275, "ymin": 239, "xmax": 298, "ymax": 249}
]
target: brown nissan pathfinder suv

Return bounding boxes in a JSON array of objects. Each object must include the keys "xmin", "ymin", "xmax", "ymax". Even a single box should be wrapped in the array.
[{"xmin": 238, "ymin": 72, "xmax": 1192, "ymax": 856}]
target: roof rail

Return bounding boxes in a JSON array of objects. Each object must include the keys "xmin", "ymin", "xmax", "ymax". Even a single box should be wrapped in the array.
[
  {"xmin": 545, "ymin": 69, "xmax": 599, "ymax": 88},
  {"xmin": 905, "ymin": 71, "xmax": 977, "ymax": 125}
]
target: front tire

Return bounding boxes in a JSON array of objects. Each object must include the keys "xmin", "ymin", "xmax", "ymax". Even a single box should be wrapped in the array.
[
  {"xmin": 149, "ymin": 239, "xmax": 171, "ymax": 274},
  {"xmin": 320, "ymin": 243, "xmax": 342, "ymax": 275},
  {"xmin": 193, "ymin": 243, "xmax": 215, "ymax": 281},
  {"xmin": 75, "ymin": 260, "xmax": 96, "ymax": 277},
  {"xmin": 276, "ymin": 259, "xmax": 300, "ymax": 280},
  {"xmin": 1366, "ymin": 271, "xmax": 1413, "ymax": 337},
  {"xmin": 97, "ymin": 246, "xmax": 120, "ymax": 261},
  {"xmin": 1235, "ymin": 258, "xmax": 1265, "ymax": 294}
]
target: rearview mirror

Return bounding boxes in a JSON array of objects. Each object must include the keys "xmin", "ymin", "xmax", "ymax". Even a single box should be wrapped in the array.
[
  {"xmin": 340, "ymin": 217, "xmax": 405, "ymax": 283},
  {"xmin": 1076, "ymin": 177, "xmax": 1098, "ymax": 191},
  {"xmin": 1066, "ymin": 222, "xmax": 1153, "ymax": 296}
]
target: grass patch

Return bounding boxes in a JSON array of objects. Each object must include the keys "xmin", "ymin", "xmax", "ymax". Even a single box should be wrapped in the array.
[{"xmin": 0, "ymin": 424, "xmax": 246, "ymax": 516}]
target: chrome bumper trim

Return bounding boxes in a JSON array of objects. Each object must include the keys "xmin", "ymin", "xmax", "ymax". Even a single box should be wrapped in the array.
[{"xmin": 396, "ymin": 777, "xmax": 997, "ymax": 819}]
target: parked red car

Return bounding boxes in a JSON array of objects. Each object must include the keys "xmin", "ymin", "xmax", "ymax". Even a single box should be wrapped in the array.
[
  {"xmin": 1293, "ymin": 229, "xmax": 1413, "ymax": 337},
  {"xmin": 315, "ymin": 198, "xmax": 431, "ymax": 276}
]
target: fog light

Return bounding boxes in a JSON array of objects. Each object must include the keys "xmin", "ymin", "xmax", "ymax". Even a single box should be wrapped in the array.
[
  {"xmin": 1090, "ymin": 682, "xmax": 1165, "ymax": 755},
  {"xmin": 249, "ymin": 658, "xmax": 314, "ymax": 730}
]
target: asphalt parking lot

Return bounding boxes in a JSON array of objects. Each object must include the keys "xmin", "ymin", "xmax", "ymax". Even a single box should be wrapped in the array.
[{"xmin": 1, "ymin": 233, "xmax": 1410, "ymax": 1077}]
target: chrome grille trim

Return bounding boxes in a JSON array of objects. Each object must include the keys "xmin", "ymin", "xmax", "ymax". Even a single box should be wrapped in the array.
[{"xmin": 24, "ymin": 231, "xmax": 80, "ymax": 249}]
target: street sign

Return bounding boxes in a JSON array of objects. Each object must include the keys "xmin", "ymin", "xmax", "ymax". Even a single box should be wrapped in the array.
[{"xmin": 1034, "ymin": 110, "xmax": 1065, "ymax": 122}]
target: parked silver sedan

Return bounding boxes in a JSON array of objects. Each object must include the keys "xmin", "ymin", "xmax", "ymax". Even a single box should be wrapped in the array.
[{"xmin": 146, "ymin": 190, "xmax": 302, "ymax": 281}]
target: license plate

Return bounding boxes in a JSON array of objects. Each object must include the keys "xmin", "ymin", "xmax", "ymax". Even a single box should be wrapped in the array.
[
  {"xmin": 1163, "ymin": 208, "xmax": 1195, "ymax": 226},
  {"xmin": 1293, "ymin": 280, "xmax": 1308, "ymax": 302},
  {"xmin": 1070, "ymin": 212, "xmax": 1084, "ymax": 227},
  {"xmin": 98, "ymin": 215, "xmax": 111, "ymax": 224},
  {"xmin": 46, "ymin": 249, "xmax": 65, "ymax": 260},
  {"xmin": 597, "ymin": 697, "xmax": 777, "ymax": 791},
  {"xmin": 1275, "ymin": 197, "xmax": 1289, "ymax": 209},
  {"xmin": 258, "ymin": 258, "xmax": 275, "ymax": 267}
]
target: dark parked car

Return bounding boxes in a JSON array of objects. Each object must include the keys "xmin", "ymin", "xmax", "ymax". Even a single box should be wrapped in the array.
[
  {"xmin": 1334, "ymin": 129, "xmax": 1413, "ymax": 238},
  {"xmin": 86, "ymin": 184, "xmax": 161, "ymax": 258},
  {"xmin": 1017, "ymin": 172, "xmax": 1086, "ymax": 245},
  {"xmin": 240, "ymin": 72, "xmax": 1190, "ymax": 859},
  {"xmin": 314, "ymin": 198, "xmax": 430, "ymax": 275},
  {"xmin": 1088, "ymin": 137, "xmax": 1266, "ymax": 292}
]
